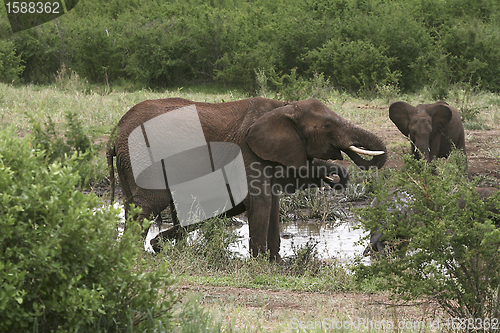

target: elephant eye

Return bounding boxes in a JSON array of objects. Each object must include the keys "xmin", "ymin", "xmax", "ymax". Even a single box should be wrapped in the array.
[{"xmin": 325, "ymin": 123, "xmax": 332, "ymax": 129}]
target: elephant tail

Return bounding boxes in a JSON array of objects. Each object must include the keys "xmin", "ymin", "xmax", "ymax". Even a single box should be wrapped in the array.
[{"xmin": 106, "ymin": 132, "xmax": 117, "ymax": 204}]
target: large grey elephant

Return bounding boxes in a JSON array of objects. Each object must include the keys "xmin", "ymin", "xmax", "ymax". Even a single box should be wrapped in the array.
[
  {"xmin": 107, "ymin": 97, "xmax": 387, "ymax": 260},
  {"xmin": 389, "ymin": 101, "xmax": 466, "ymax": 162}
]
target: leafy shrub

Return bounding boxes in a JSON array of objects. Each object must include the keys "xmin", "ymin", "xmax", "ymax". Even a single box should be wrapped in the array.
[
  {"xmin": 10, "ymin": 24, "xmax": 61, "ymax": 84},
  {"xmin": 264, "ymin": 68, "xmax": 333, "ymax": 101},
  {"xmin": 190, "ymin": 216, "xmax": 240, "ymax": 268},
  {"xmin": 356, "ymin": 151, "xmax": 500, "ymax": 319},
  {"xmin": 441, "ymin": 18, "xmax": 500, "ymax": 92},
  {"xmin": 305, "ymin": 38, "xmax": 400, "ymax": 93},
  {"xmin": 0, "ymin": 127, "xmax": 176, "ymax": 332},
  {"xmin": 0, "ymin": 40, "xmax": 24, "ymax": 83},
  {"xmin": 286, "ymin": 238, "xmax": 322, "ymax": 276},
  {"xmin": 69, "ymin": 19, "xmax": 123, "ymax": 85},
  {"xmin": 7, "ymin": 0, "xmax": 500, "ymax": 94},
  {"xmin": 27, "ymin": 111, "xmax": 95, "ymax": 187}
]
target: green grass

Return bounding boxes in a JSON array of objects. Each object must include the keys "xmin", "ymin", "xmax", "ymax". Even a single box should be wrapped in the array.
[
  {"xmin": 0, "ymin": 82, "xmax": 248, "ymax": 136},
  {"xmin": 2, "ymin": 81, "xmax": 499, "ymax": 138}
]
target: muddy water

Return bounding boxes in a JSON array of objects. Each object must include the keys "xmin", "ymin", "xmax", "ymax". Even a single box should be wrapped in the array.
[
  {"xmin": 114, "ymin": 203, "xmax": 369, "ymax": 263},
  {"xmin": 141, "ymin": 213, "xmax": 370, "ymax": 262},
  {"xmin": 111, "ymin": 202, "xmax": 368, "ymax": 262},
  {"xmin": 226, "ymin": 217, "xmax": 369, "ymax": 261}
]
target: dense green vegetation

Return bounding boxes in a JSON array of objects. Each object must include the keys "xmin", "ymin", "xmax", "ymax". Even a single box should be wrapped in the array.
[
  {"xmin": 2, "ymin": 0, "xmax": 500, "ymax": 96},
  {"xmin": 357, "ymin": 151, "xmax": 500, "ymax": 321},
  {"xmin": 0, "ymin": 128, "xmax": 176, "ymax": 332}
]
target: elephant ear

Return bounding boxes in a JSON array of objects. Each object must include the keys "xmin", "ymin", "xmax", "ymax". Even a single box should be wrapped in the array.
[
  {"xmin": 389, "ymin": 101, "xmax": 418, "ymax": 137},
  {"xmin": 425, "ymin": 103, "xmax": 453, "ymax": 135},
  {"xmin": 247, "ymin": 105, "xmax": 307, "ymax": 168}
]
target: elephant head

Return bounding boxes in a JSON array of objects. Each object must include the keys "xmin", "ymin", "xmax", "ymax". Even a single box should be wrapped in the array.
[
  {"xmin": 246, "ymin": 98, "xmax": 387, "ymax": 171},
  {"xmin": 389, "ymin": 101, "xmax": 457, "ymax": 162}
]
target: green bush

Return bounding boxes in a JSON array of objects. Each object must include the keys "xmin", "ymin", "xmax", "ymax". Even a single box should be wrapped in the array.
[
  {"xmin": 306, "ymin": 38, "xmax": 400, "ymax": 93},
  {"xmin": 0, "ymin": 40, "xmax": 24, "ymax": 83},
  {"xmin": 260, "ymin": 68, "xmax": 332, "ymax": 101},
  {"xmin": 27, "ymin": 110, "xmax": 97, "ymax": 187},
  {"xmin": 9, "ymin": 25, "xmax": 61, "ymax": 84},
  {"xmin": 0, "ymin": 127, "xmax": 176, "ymax": 332},
  {"xmin": 441, "ymin": 18, "xmax": 500, "ymax": 92},
  {"xmin": 69, "ymin": 19, "xmax": 123, "ymax": 85},
  {"xmin": 6, "ymin": 0, "xmax": 500, "ymax": 94},
  {"xmin": 356, "ymin": 151, "xmax": 500, "ymax": 320},
  {"xmin": 191, "ymin": 216, "xmax": 240, "ymax": 268}
]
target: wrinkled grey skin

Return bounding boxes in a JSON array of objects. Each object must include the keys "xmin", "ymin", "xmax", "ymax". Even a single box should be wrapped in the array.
[
  {"xmin": 107, "ymin": 97, "xmax": 387, "ymax": 261},
  {"xmin": 365, "ymin": 187, "xmax": 499, "ymax": 257},
  {"xmin": 389, "ymin": 101, "xmax": 466, "ymax": 163}
]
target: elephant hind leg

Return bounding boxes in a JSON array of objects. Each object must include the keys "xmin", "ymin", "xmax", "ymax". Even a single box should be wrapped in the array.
[
  {"xmin": 124, "ymin": 188, "xmax": 172, "ymax": 237},
  {"xmin": 170, "ymin": 200, "xmax": 180, "ymax": 226}
]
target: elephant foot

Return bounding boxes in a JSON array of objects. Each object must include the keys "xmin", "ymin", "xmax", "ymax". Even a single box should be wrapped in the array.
[
  {"xmin": 150, "ymin": 236, "xmax": 164, "ymax": 254},
  {"xmin": 150, "ymin": 223, "xmax": 200, "ymax": 253},
  {"xmin": 270, "ymin": 252, "xmax": 283, "ymax": 264}
]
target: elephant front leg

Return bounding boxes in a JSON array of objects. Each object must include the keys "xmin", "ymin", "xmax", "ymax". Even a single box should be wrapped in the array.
[
  {"xmin": 267, "ymin": 191, "xmax": 282, "ymax": 263},
  {"xmin": 246, "ymin": 191, "xmax": 273, "ymax": 258}
]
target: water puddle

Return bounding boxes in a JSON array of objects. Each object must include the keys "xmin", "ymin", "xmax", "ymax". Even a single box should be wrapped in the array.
[
  {"xmin": 113, "ymin": 203, "xmax": 369, "ymax": 262},
  {"xmin": 226, "ymin": 217, "xmax": 369, "ymax": 262},
  {"xmin": 144, "ymin": 218, "xmax": 369, "ymax": 263}
]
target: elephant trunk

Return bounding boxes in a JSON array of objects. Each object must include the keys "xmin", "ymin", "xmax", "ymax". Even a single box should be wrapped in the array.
[
  {"xmin": 341, "ymin": 125, "xmax": 387, "ymax": 169},
  {"xmin": 413, "ymin": 140, "xmax": 430, "ymax": 162}
]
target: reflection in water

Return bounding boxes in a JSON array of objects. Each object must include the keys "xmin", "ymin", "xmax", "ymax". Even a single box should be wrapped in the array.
[
  {"xmin": 227, "ymin": 218, "xmax": 369, "ymax": 261},
  {"xmin": 143, "ymin": 219, "xmax": 369, "ymax": 263},
  {"xmin": 112, "ymin": 202, "xmax": 368, "ymax": 262}
]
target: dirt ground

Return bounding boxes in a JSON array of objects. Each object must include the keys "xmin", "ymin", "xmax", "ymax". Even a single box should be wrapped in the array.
[
  {"xmin": 461, "ymin": 129, "xmax": 500, "ymax": 183},
  {"xmin": 176, "ymin": 283, "xmax": 448, "ymax": 331}
]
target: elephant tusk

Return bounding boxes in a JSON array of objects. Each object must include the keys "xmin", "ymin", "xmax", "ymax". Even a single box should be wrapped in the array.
[
  {"xmin": 325, "ymin": 175, "xmax": 340, "ymax": 183},
  {"xmin": 348, "ymin": 145, "xmax": 385, "ymax": 156}
]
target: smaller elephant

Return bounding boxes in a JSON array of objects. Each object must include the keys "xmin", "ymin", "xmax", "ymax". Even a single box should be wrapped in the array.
[
  {"xmin": 389, "ymin": 101, "xmax": 466, "ymax": 163},
  {"xmin": 364, "ymin": 187, "xmax": 499, "ymax": 257},
  {"xmin": 273, "ymin": 158, "xmax": 350, "ymax": 194}
]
